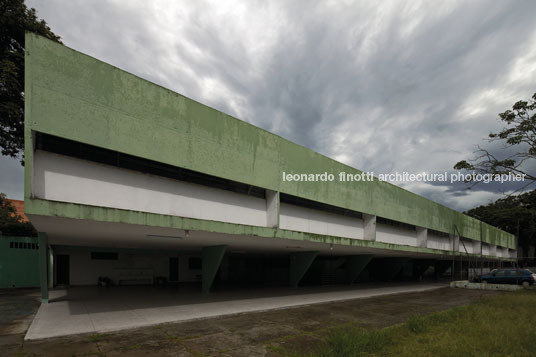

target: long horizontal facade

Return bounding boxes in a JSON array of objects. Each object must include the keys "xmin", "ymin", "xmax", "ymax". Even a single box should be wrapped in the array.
[{"xmin": 24, "ymin": 34, "xmax": 516, "ymax": 301}]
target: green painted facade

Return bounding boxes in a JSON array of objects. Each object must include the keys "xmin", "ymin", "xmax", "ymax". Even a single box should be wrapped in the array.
[
  {"xmin": 0, "ymin": 236, "xmax": 40, "ymax": 288},
  {"xmin": 24, "ymin": 34, "xmax": 516, "ymax": 250}
]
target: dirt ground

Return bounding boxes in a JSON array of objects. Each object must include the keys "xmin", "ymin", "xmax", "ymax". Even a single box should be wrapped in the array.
[
  {"xmin": 0, "ymin": 287, "xmax": 501, "ymax": 356},
  {"xmin": 0, "ymin": 288, "xmax": 40, "ymax": 350}
]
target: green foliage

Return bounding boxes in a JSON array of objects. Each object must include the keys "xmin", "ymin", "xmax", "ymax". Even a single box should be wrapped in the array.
[
  {"xmin": 454, "ymin": 92, "xmax": 536, "ymax": 183},
  {"xmin": 315, "ymin": 327, "xmax": 392, "ymax": 357},
  {"xmin": 0, "ymin": 192, "xmax": 36, "ymax": 236},
  {"xmin": 465, "ymin": 189, "xmax": 536, "ymax": 256},
  {"xmin": 0, "ymin": 0, "xmax": 61, "ymax": 163},
  {"xmin": 304, "ymin": 291, "xmax": 536, "ymax": 357},
  {"xmin": 406, "ymin": 314, "xmax": 427, "ymax": 334}
]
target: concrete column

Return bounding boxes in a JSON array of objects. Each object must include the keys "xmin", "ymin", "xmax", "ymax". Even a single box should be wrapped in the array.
[
  {"xmin": 345, "ymin": 255, "xmax": 372, "ymax": 284},
  {"xmin": 266, "ymin": 189, "xmax": 279, "ymax": 228},
  {"xmin": 450, "ymin": 233, "xmax": 460, "ymax": 252},
  {"xmin": 48, "ymin": 245, "xmax": 54, "ymax": 289},
  {"xmin": 38, "ymin": 232, "xmax": 49, "ymax": 303},
  {"xmin": 202, "ymin": 245, "xmax": 227, "ymax": 293},
  {"xmin": 289, "ymin": 251, "xmax": 318, "ymax": 288},
  {"xmin": 363, "ymin": 214, "xmax": 376, "ymax": 241},
  {"xmin": 416, "ymin": 227, "xmax": 427, "ymax": 248}
]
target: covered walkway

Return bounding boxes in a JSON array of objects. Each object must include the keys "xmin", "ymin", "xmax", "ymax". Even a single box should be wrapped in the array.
[{"xmin": 25, "ymin": 282, "xmax": 444, "ymax": 340}]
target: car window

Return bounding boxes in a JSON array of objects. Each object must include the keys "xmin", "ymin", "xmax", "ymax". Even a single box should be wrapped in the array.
[
  {"xmin": 496, "ymin": 270, "xmax": 506, "ymax": 276},
  {"xmin": 507, "ymin": 270, "xmax": 518, "ymax": 276}
]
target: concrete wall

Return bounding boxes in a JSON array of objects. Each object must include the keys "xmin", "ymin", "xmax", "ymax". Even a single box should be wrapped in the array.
[
  {"xmin": 279, "ymin": 203, "xmax": 364, "ymax": 239},
  {"xmin": 482, "ymin": 243, "xmax": 490, "ymax": 256},
  {"xmin": 376, "ymin": 223, "xmax": 417, "ymax": 246},
  {"xmin": 34, "ymin": 151, "xmax": 267, "ymax": 227},
  {"xmin": 24, "ymin": 34, "xmax": 517, "ymax": 250},
  {"xmin": 459, "ymin": 239, "xmax": 474, "ymax": 254},
  {"xmin": 54, "ymin": 247, "xmax": 201, "ymax": 285},
  {"xmin": 426, "ymin": 232, "xmax": 451, "ymax": 251}
]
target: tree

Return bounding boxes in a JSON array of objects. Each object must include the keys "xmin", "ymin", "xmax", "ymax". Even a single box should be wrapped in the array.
[
  {"xmin": 465, "ymin": 189, "xmax": 536, "ymax": 262},
  {"xmin": 0, "ymin": 0, "xmax": 61, "ymax": 164},
  {"xmin": 0, "ymin": 193, "xmax": 36, "ymax": 236},
  {"xmin": 454, "ymin": 92, "xmax": 536, "ymax": 186}
]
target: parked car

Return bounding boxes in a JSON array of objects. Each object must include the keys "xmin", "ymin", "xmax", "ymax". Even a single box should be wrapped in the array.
[{"xmin": 474, "ymin": 268, "xmax": 536, "ymax": 287}]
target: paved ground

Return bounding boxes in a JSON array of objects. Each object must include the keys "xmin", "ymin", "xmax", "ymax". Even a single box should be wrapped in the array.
[
  {"xmin": 0, "ymin": 288, "xmax": 40, "ymax": 348},
  {"xmin": 26, "ymin": 282, "xmax": 445, "ymax": 340},
  {"xmin": 1, "ymin": 285, "xmax": 502, "ymax": 356}
]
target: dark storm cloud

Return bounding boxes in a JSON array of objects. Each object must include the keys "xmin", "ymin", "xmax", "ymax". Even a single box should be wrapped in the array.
[{"xmin": 14, "ymin": 0, "xmax": 536, "ymax": 211}]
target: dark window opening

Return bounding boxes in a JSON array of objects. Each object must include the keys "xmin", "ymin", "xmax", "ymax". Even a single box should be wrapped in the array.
[
  {"xmin": 428, "ymin": 229, "xmax": 450, "ymax": 238},
  {"xmin": 35, "ymin": 132, "xmax": 265, "ymax": 199},
  {"xmin": 280, "ymin": 193, "xmax": 363, "ymax": 219},
  {"xmin": 376, "ymin": 216, "xmax": 416, "ymax": 231},
  {"xmin": 9, "ymin": 241, "xmax": 38, "ymax": 249}
]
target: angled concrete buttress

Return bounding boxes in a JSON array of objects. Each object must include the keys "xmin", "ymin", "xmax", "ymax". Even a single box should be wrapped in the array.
[
  {"xmin": 370, "ymin": 257, "xmax": 410, "ymax": 281},
  {"xmin": 346, "ymin": 255, "xmax": 373, "ymax": 284},
  {"xmin": 202, "ymin": 245, "xmax": 227, "ymax": 293},
  {"xmin": 38, "ymin": 232, "xmax": 48, "ymax": 303},
  {"xmin": 289, "ymin": 251, "xmax": 318, "ymax": 288}
]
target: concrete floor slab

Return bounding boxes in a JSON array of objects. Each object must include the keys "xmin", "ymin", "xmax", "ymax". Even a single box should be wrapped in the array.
[{"xmin": 25, "ymin": 282, "xmax": 445, "ymax": 340}]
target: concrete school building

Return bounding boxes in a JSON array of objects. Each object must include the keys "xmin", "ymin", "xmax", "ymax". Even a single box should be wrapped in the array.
[{"xmin": 23, "ymin": 34, "xmax": 516, "ymax": 303}]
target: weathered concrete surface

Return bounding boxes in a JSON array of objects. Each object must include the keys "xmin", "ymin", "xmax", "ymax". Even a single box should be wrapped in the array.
[
  {"xmin": 26, "ymin": 283, "xmax": 445, "ymax": 340},
  {"xmin": 1, "ymin": 287, "xmax": 502, "ymax": 356},
  {"xmin": 24, "ymin": 33, "xmax": 515, "ymax": 249},
  {"xmin": 450, "ymin": 280, "xmax": 536, "ymax": 291}
]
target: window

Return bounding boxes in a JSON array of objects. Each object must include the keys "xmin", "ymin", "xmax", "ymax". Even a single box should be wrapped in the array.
[
  {"xmin": 9, "ymin": 241, "xmax": 38, "ymax": 249},
  {"xmin": 36, "ymin": 132, "xmax": 265, "ymax": 198},
  {"xmin": 496, "ymin": 270, "xmax": 506, "ymax": 277},
  {"xmin": 189, "ymin": 257, "xmax": 201, "ymax": 270},
  {"xmin": 91, "ymin": 252, "xmax": 118, "ymax": 260}
]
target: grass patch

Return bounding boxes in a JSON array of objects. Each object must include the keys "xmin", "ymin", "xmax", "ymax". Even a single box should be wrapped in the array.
[
  {"xmin": 87, "ymin": 333, "xmax": 108, "ymax": 342},
  {"xmin": 285, "ymin": 291, "xmax": 536, "ymax": 356},
  {"xmin": 316, "ymin": 327, "xmax": 392, "ymax": 357}
]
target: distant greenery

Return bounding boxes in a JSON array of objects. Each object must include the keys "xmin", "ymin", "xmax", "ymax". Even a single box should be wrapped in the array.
[
  {"xmin": 465, "ymin": 189, "xmax": 536, "ymax": 260},
  {"xmin": 0, "ymin": 192, "xmax": 36, "ymax": 236},
  {"xmin": 282, "ymin": 291, "xmax": 536, "ymax": 356}
]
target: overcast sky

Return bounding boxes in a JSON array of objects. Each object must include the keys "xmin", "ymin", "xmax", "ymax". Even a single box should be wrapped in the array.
[{"xmin": 3, "ymin": 0, "xmax": 535, "ymax": 211}]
